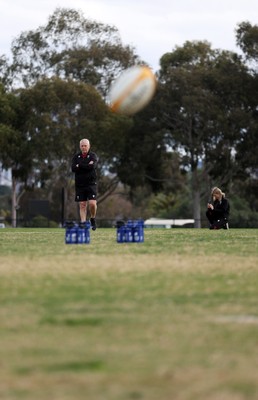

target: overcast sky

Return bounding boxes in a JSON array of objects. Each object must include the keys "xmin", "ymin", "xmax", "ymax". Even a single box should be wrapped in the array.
[{"xmin": 1, "ymin": 0, "xmax": 258, "ymax": 72}]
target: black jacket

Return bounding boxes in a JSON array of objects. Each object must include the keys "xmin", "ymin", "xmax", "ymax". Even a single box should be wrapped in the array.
[
  {"xmin": 209, "ymin": 197, "xmax": 230, "ymax": 220},
  {"xmin": 71, "ymin": 151, "xmax": 97, "ymax": 187}
]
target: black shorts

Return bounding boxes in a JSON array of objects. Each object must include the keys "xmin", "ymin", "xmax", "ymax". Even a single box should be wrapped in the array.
[{"xmin": 75, "ymin": 184, "xmax": 97, "ymax": 202}]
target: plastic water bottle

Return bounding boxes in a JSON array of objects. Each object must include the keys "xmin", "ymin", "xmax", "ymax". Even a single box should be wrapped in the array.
[
  {"xmin": 65, "ymin": 222, "xmax": 78, "ymax": 244},
  {"xmin": 132, "ymin": 220, "xmax": 140, "ymax": 242},
  {"xmin": 135, "ymin": 219, "xmax": 144, "ymax": 242},
  {"xmin": 77, "ymin": 222, "xmax": 91, "ymax": 244},
  {"xmin": 117, "ymin": 225, "xmax": 126, "ymax": 243},
  {"xmin": 126, "ymin": 220, "xmax": 134, "ymax": 242}
]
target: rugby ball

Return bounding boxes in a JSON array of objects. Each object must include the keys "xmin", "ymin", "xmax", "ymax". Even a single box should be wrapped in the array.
[{"xmin": 109, "ymin": 65, "xmax": 156, "ymax": 115}]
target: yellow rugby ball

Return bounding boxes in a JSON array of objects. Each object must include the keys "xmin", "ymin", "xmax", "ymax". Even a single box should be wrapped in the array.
[{"xmin": 109, "ymin": 65, "xmax": 156, "ymax": 115}]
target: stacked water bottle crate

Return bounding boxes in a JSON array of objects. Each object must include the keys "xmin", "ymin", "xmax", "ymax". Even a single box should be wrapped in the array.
[
  {"xmin": 65, "ymin": 221, "xmax": 91, "ymax": 244},
  {"xmin": 116, "ymin": 220, "xmax": 144, "ymax": 243}
]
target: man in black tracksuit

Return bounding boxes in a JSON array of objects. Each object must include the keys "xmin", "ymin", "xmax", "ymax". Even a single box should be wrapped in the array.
[
  {"xmin": 206, "ymin": 187, "xmax": 230, "ymax": 229},
  {"xmin": 71, "ymin": 138, "xmax": 97, "ymax": 230}
]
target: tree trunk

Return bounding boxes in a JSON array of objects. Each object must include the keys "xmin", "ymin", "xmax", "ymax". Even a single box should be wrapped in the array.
[
  {"xmin": 11, "ymin": 172, "xmax": 17, "ymax": 228},
  {"xmin": 61, "ymin": 186, "xmax": 67, "ymax": 226},
  {"xmin": 193, "ymin": 189, "xmax": 201, "ymax": 228},
  {"xmin": 192, "ymin": 169, "xmax": 201, "ymax": 228}
]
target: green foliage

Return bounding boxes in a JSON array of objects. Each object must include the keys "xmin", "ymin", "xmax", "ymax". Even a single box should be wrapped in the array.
[
  {"xmin": 0, "ymin": 84, "xmax": 17, "ymax": 124},
  {"xmin": 0, "ymin": 185, "xmax": 11, "ymax": 196},
  {"xmin": 0, "ymin": 87, "xmax": 33, "ymax": 186},
  {"xmin": 146, "ymin": 190, "xmax": 192, "ymax": 219},
  {"xmin": 30, "ymin": 215, "xmax": 58, "ymax": 228},
  {"xmin": 229, "ymin": 195, "xmax": 258, "ymax": 228},
  {"xmin": 10, "ymin": 7, "xmax": 138, "ymax": 91},
  {"xmin": 159, "ymin": 41, "xmax": 249, "ymax": 176},
  {"xmin": 19, "ymin": 77, "xmax": 108, "ymax": 159},
  {"xmin": 236, "ymin": 21, "xmax": 258, "ymax": 60},
  {"xmin": 0, "ymin": 185, "xmax": 11, "ymax": 218}
]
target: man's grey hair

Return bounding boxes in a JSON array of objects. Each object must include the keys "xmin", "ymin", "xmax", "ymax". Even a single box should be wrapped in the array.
[{"xmin": 80, "ymin": 139, "xmax": 90, "ymax": 146}]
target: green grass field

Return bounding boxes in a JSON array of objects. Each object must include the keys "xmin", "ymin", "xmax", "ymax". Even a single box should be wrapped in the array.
[{"xmin": 1, "ymin": 228, "xmax": 258, "ymax": 400}]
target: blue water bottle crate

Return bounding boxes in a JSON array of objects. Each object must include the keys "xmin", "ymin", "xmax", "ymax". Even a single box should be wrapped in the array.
[
  {"xmin": 116, "ymin": 219, "xmax": 144, "ymax": 243},
  {"xmin": 65, "ymin": 221, "xmax": 91, "ymax": 244}
]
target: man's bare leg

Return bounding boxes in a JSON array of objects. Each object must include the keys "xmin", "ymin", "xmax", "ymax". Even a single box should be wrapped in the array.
[{"xmin": 79, "ymin": 201, "xmax": 87, "ymax": 222}]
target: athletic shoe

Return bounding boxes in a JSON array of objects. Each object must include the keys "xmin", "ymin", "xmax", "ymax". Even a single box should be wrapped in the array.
[{"xmin": 90, "ymin": 218, "xmax": 96, "ymax": 231}]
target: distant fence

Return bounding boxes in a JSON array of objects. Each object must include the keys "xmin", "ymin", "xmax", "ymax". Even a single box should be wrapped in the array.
[{"xmin": 1, "ymin": 217, "xmax": 258, "ymax": 229}]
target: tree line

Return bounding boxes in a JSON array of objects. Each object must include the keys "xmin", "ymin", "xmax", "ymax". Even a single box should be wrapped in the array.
[{"xmin": 0, "ymin": 8, "xmax": 257, "ymax": 227}]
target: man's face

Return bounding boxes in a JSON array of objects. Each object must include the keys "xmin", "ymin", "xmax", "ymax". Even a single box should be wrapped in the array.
[{"xmin": 80, "ymin": 140, "xmax": 90, "ymax": 154}]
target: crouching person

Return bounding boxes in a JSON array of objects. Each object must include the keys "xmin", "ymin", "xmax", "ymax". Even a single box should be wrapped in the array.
[{"xmin": 206, "ymin": 187, "xmax": 230, "ymax": 230}]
